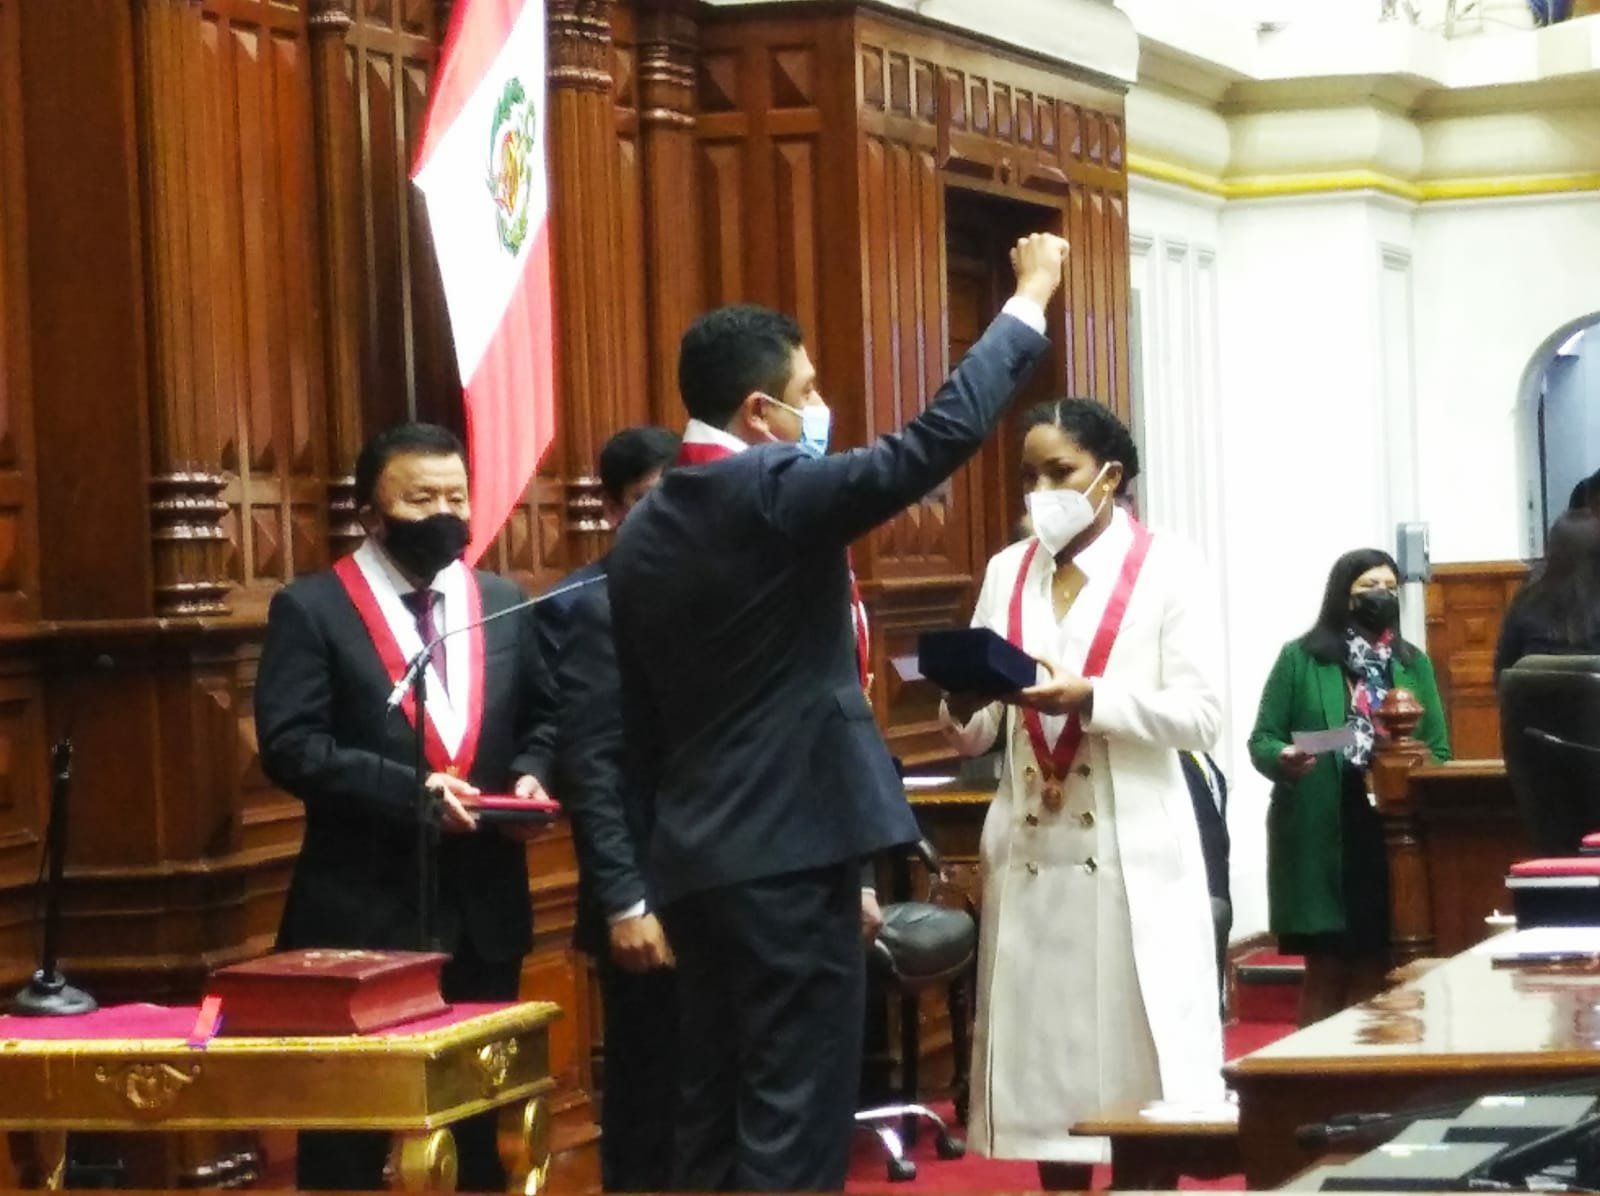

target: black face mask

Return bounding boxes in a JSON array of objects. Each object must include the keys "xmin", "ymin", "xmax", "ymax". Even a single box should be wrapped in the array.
[
  {"xmin": 380, "ymin": 512, "xmax": 469, "ymax": 580},
  {"xmin": 1350, "ymin": 588, "xmax": 1400, "ymax": 633}
]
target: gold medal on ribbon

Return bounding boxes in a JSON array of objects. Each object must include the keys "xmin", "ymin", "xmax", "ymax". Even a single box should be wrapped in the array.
[{"xmin": 1041, "ymin": 781, "xmax": 1064, "ymax": 813}]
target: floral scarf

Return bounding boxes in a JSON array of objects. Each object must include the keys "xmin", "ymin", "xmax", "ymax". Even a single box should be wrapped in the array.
[{"xmin": 1345, "ymin": 629, "xmax": 1395, "ymax": 768}]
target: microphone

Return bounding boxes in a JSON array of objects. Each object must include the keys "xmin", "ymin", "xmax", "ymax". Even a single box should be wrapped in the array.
[
  {"xmin": 1294, "ymin": 1110, "xmax": 1410, "ymax": 1150},
  {"xmin": 11, "ymin": 651, "xmax": 113, "ymax": 1016},
  {"xmin": 1295, "ymin": 1074, "xmax": 1600, "ymax": 1154},
  {"xmin": 384, "ymin": 574, "xmax": 604, "ymax": 711},
  {"xmin": 1525, "ymin": 726, "xmax": 1600, "ymax": 756}
]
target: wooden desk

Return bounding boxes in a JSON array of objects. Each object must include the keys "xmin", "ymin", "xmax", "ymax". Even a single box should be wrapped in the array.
[
  {"xmin": 1227, "ymin": 946, "xmax": 1600, "ymax": 1188},
  {"xmin": 1071, "ymin": 1104, "xmax": 1240, "ymax": 1189},
  {"xmin": 0, "ymin": 1001, "xmax": 558, "ymax": 1191},
  {"xmin": 1396, "ymin": 759, "xmax": 1526, "ymax": 958}
]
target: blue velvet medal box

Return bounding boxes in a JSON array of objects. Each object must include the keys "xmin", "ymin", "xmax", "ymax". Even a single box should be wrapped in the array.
[{"xmin": 916, "ymin": 627, "xmax": 1037, "ymax": 696}]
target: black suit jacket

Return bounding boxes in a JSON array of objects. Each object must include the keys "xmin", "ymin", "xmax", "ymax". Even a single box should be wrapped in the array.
[
  {"xmin": 536, "ymin": 558, "xmax": 606, "ymax": 674},
  {"xmin": 552, "ymin": 582, "xmax": 654, "ymax": 954},
  {"xmin": 256, "ymin": 564, "xmax": 558, "ymax": 962},
  {"xmin": 608, "ymin": 311, "xmax": 1049, "ymax": 904},
  {"xmin": 1180, "ymin": 750, "xmax": 1230, "ymax": 905}
]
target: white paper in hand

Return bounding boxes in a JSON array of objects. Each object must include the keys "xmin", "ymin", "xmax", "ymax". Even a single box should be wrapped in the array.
[{"xmin": 1292, "ymin": 727, "xmax": 1357, "ymax": 756}]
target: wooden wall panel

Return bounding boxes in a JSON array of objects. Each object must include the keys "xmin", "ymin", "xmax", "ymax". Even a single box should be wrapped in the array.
[
  {"xmin": 1425, "ymin": 560, "xmax": 1530, "ymax": 760},
  {"xmin": 849, "ymin": 13, "xmax": 1125, "ymax": 761},
  {"xmin": 20, "ymin": 1, "xmax": 154, "ymax": 623},
  {"xmin": 632, "ymin": 0, "xmax": 703, "ymax": 426},
  {"xmin": 0, "ymin": 0, "xmax": 37, "ymax": 628},
  {"xmin": 610, "ymin": 7, "xmax": 652, "ymax": 434},
  {"xmin": 133, "ymin": 0, "xmax": 329, "ymax": 620},
  {"xmin": 310, "ymin": 0, "xmax": 454, "ymax": 554},
  {"xmin": 693, "ymin": 22, "xmax": 831, "ymax": 339}
]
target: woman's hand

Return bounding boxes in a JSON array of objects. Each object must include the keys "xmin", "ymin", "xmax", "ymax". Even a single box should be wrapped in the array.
[
  {"xmin": 1278, "ymin": 746, "xmax": 1317, "ymax": 780},
  {"xmin": 944, "ymin": 691, "xmax": 990, "ymax": 724},
  {"xmin": 1012, "ymin": 672, "xmax": 1094, "ymax": 718}
]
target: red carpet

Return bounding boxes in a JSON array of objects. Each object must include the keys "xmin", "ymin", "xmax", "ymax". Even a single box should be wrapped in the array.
[{"xmin": 846, "ymin": 1020, "xmax": 1297, "ymax": 1192}]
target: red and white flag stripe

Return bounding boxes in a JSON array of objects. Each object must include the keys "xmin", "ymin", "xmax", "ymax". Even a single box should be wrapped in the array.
[{"xmin": 412, "ymin": 0, "xmax": 554, "ymax": 564}]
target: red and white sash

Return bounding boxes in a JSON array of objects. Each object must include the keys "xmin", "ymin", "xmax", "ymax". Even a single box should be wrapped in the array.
[
  {"xmin": 1006, "ymin": 520, "xmax": 1153, "ymax": 779},
  {"xmin": 333, "ymin": 544, "xmax": 486, "ymax": 778},
  {"xmin": 674, "ymin": 427, "xmax": 871, "ymax": 688}
]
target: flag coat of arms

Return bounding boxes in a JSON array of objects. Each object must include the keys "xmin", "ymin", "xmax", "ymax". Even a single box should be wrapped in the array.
[{"xmin": 412, "ymin": 0, "xmax": 554, "ymax": 564}]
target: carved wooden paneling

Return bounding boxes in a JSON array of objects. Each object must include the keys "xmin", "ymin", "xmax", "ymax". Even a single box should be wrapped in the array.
[
  {"xmin": 19, "ymin": 1, "xmax": 156, "ymax": 622},
  {"xmin": 632, "ymin": 1, "xmax": 703, "ymax": 427},
  {"xmin": 847, "ymin": 13, "xmax": 1125, "ymax": 755},
  {"xmin": 693, "ymin": 21, "xmax": 831, "ymax": 338},
  {"xmin": 1425, "ymin": 560, "xmax": 1530, "ymax": 759},
  {"xmin": 310, "ymin": 0, "xmax": 455, "ymax": 557},
  {"xmin": 0, "ymin": 0, "xmax": 36, "ymax": 627},
  {"xmin": 130, "ymin": 0, "xmax": 330, "ymax": 617},
  {"xmin": 610, "ymin": 6, "xmax": 651, "ymax": 434},
  {"xmin": 0, "ymin": 663, "xmax": 46, "ymax": 892}
]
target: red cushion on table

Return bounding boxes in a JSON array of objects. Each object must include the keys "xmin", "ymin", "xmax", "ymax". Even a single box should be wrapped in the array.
[
  {"xmin": 1510, "ymin": 857, "xmax": 1600, "ymax": 878},
  {"xmin": 1584, "ymin": 833, "xmax": 1600, "ymax": 850},
  {"xmin": 0, "ymin": 1001, "xmax": 508, "ymax": 1042}
]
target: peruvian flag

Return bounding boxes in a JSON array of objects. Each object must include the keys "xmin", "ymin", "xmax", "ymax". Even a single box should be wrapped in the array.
[{"xmin": 412, "ymin": 0, "xmax": 554, "ymax": 564}]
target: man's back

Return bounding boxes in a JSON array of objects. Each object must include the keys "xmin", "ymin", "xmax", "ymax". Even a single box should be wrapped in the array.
[
  {"xmin": 611, "ymin": 309, "xmax": 1051, "ymax": 904},
  {"xmin": 609, "ymin": 445, "xmax": 914, "ymax": 901}
]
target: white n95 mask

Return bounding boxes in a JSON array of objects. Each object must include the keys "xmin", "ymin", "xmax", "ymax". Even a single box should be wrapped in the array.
[{"xmin": 1025, "ymin": 463, "xmax": 1112, "ymax": 556}]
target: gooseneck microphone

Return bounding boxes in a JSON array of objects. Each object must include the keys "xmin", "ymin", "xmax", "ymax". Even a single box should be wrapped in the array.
[
  {"xmin": 385, "ymin": 574, "xmax": 604, "ymax": 711},
  {"xmin": 11, "ymin": 652, "xmax": 113, "ymax": 1016}
]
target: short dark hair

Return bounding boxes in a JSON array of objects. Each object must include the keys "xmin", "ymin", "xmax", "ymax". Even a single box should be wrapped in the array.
[
  {"xmin": 353, "ymin": 422, "xmax": 465, "ymax": 509},
  {"xmin": 677, "ymin": 305, "xmax": 803, "ymax": 428},
  {"xmin": 598, "ymin": 426, "xmax": 679, "ymax": 502},
  {"xmin": 1022, "ymin": 398, "xmax": 1141, "ymax": 495},
  {"xmin": 1300, "ymin": 547, "xmax": 1418, "ymax": 665}
]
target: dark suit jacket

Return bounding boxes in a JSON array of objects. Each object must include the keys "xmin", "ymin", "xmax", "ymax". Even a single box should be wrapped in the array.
[
  {"xmin": 256, "ymin": 564, "xmax": 559, "ymax": 963},
  {"xmin": 536, "ymin": 558, "xmax": 606, "ymax": 673},
  {"xmin": 1179, "ymin": 750, "xmax": 1230, "ymax": 906},
  {"xmin": 607, "ymin": 312, "xmax": 1049, "ymax": 904},
  {"xmin": 552, "ymin": 582, "xmax": 653, "ymax": 954}
]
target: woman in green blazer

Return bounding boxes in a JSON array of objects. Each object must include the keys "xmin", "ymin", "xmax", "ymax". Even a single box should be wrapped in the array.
[{"xmin": 1248, "ymin": 548, "xmax": 1450, "ymax": 1026}]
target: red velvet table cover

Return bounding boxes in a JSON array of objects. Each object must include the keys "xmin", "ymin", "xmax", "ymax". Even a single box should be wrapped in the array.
[{"xmin": 0, "ymin": 1001, "xmax": 506, "ymax": 1042}]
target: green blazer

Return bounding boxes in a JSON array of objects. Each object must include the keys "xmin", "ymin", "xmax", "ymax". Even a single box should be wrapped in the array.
[{"xmin": 1247, "ymin": 639, "xmax": 1450, "ymax": 937}]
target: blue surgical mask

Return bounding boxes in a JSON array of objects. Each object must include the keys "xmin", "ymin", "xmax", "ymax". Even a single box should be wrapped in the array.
[{"xmin": 763, "ymin": 395, "xmax": 832, "ymax": 458}]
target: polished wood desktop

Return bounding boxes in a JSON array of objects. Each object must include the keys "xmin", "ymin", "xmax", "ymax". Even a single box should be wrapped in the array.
[{"xmin": 1228, "ymin": 946, "xmax": 1600, "ymax": 1188}]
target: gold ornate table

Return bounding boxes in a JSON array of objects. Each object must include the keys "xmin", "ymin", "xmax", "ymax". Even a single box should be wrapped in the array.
[{"xmin": 0, "ymin": 1000, "xmax": 559, "ymax": 1192}]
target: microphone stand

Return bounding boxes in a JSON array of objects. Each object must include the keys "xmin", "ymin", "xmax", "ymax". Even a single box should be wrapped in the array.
[
  {"xmin": 406, "ymin": 653, "xmax": 441, "ymax": 953},
  {"xmin": 11, "ymin": 740, "xmax": 97, "ymax": 1015},
  {"xmin": 383, "ymin": 572, "xmax": 606, "ymax": 952}
]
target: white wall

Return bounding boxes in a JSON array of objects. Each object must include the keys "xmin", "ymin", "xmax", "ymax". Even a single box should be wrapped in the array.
[
  {"xmin": 1412, "ymin": 194, "xmax": 1600, "ymax": 560},
  {"xmin": 1127, "ymin": 176, "xmax": 1266, "ymax": 926}
]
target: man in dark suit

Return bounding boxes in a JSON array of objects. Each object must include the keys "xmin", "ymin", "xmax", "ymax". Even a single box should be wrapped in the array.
[
  {"xmin": 1180, "ymin": 750, "xmax": 1231, "ymax": 1016},
  {"xmin": 607, "ymin": 232, "xmax": 1067, "ymax": 1191},
  {"xmin": 256, "ymin": 422, "xmax": 559, "ymax": 1192},
  {"xmin": 537, "ymin": 426, "xmax": 679, "ymax": 671},
  {"xmin": 544, "ymin": 426, "xmax": 680, "ymax": 1192}
]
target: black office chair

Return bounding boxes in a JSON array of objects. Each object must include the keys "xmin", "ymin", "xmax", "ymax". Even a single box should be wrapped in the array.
[
  {"xmin": 1500, "ymin": 655, "xmax": 1600, "ymax": 855},
  {"xmin": 855, "ymin": 838, "xmax": 974, "ymax": 1181}
]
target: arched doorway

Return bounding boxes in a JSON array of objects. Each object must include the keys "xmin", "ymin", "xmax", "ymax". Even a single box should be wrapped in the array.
[{"xmin": 1515, "ymin": 310, "xmax": 1600, "ymax": 556}]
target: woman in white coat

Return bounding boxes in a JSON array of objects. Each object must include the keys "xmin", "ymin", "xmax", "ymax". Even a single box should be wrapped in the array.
[{"xmin": 941, "ymin": 397, "xmax": 1226, "ymax": 1188}]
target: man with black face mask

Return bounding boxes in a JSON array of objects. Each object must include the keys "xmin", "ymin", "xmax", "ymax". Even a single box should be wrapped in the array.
[{"xmin": 255, "ymin": 422, "xmax": 560, "ymax": 1192}]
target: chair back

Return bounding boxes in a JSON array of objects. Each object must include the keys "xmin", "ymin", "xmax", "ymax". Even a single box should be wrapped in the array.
[{"xmin": 1500, "ymin": 654, "xmax": 1600, "ymax": 855}]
